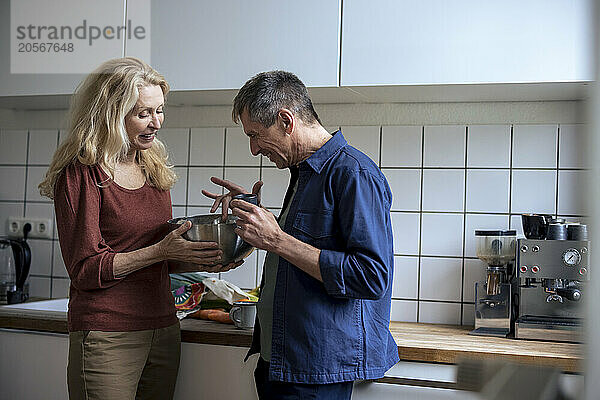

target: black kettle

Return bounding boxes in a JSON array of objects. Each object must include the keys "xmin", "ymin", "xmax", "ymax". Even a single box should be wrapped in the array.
[{"xmin": 0, "ymin": 224, "xmax": 31, "ymax": 304}]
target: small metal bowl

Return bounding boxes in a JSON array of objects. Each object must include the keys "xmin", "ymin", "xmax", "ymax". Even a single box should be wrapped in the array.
[{"xmin": 168, "ymin": 214, "xmax": 253, "ymax": 265}]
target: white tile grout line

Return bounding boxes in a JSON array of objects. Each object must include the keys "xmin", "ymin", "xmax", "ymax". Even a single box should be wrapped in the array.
[
  {"xmin": 416, "ymin": 125, "xmax": 425, "ymax": 322},
  {"xmin": 460, "ymin": 126, "xmax": 468, "ymax": 324}
]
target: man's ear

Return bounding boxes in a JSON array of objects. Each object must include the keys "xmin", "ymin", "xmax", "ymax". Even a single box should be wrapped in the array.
[{"xmin": 278, "ymin": 109, "xmax": 294, "ymax": 135}]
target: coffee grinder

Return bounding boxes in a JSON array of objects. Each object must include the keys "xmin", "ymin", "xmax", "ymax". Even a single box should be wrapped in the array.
[
  {"xmin": 515, "ymin": 217, "xmax": 589, "ymax": 342},
  {"xmin": 470, "ymin": 230, "xmax": 517, "ymax": 337}
]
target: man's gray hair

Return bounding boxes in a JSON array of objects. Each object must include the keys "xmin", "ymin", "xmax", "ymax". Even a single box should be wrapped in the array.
[{"xmin": 232, "ymin": 70, "xmax": 322, "ymax": 127}]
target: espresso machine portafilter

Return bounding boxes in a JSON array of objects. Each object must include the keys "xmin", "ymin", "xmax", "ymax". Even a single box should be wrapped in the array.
[{"xmin": 470, "ymin": 230, "xmax": 517, "ymax": 338}]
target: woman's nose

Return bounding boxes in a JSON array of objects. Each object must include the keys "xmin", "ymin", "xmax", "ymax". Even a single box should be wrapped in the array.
[{"xmin": 149, "ymin": 113, "xmax": 162, "ymax": 129}]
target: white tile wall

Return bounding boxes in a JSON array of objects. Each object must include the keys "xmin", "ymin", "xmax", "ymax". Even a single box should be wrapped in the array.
[
  {"xmin": 0, "ymin": 129, "xmax": 28, "ymax": 164},
  {"xmin": 423, "ymin": 126, "xmax": 466, "ymax": 167},
  {"xmin": 467, "ymin": 125, "xmax": 511, "ymax": 168},
  {"xmin": 391, "ymin": 212, "xmax": 420, "ymax": 255},
  {"xmin": 422, "ymin": 170, "xmax": 464, "ymax": 212},
  {"xmin": 51, "ymin": 277, "xmax": 70, "ymax": 299},
  {"xmin": 171, "ymin": 167, "xmax": 188, "ymax": 206},
  {"xmin": 26, "ymin": 166, "xmax": 50, "ymax": 203},
  {"xmin": 27, "ymin": 239, "xmax": 53, "ymax": 276},
  {"xmin": 0, "ymin": 122, "xmax": 587, "ymax": 325},
  {"xmin": 190, "ymin": 128, "xmax": 225, "ymax": 166},
  {"xmin": 225, "ymin": 127, "xmax": 259, "ymax": 166},
  {"xmin": 186, "ymin": 206, "xmax": 212, "ymax": 216},
  {"xmin": 187, "ymin": 167, "xmax": 224, "ymax": 206},
  {"xmin": 28, "ymin": 130, "xmax": 58, "ymax": 165},
  {"xmin": 223, "ymin": 167, "xmax": 261, "ymax": 194},
  {"xmin": 341, "ymin": 125, "xmax": 380, "ymax": 164},
  {"xmin": 559, "ymin": 124, "xmax": 586, "ymax": 168},
  {"xmin": 52, "ymin": 240, "xmax": 68, "ymax": 278},
  {"xmin": 558, "ymin": 170, "xmax": 589, "ymax": 215},
  {"xmin": 392, "ymin": 256, "xmax": 419, "ymax": 299},
  {"xmin": 466, "ymin": 170, "xmax": 510, "ymax": 213},
  {"xmin": 0, "ymin": 167, "xmax": 26, "ymax": 201},
  {"xmin": 391, "ymin": 299, "xmax": 418, "ymax": 322},
  {"xmin": 383, "ymin": 169, "xmax": 421, "ymax": 211},
  {"xmin": 419, "ymin": 302, "xmax": 461, "ymax": 325},
  {"xmin": 28, "ymin": 276, "xmax": 51, "ymax": 298},
  {"xmin": 159, "ymin": 128, "xmax": 190, "ymax": 166},
  {"xmin": 381, "ymin": 126, "xmax": 422, "ymax": 168},
  {"xmin": 511, "ymin": 170, "xmax": 557, "ymax": 214},
  {"xmin": 512, "ymin": 125, "xmax": 558, "ymax": 168},
  {"xmin": 421, "ymin": 213, "xmax": 464, "ymax": 257},
  {"xmin": 419, "ymin": 257, "xmax": 462, "ymax": 302}
]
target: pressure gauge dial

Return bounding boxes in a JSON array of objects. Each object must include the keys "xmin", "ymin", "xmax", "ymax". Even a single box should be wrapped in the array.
[{"xmin": 562, "ymin": 248, "xmax": 582, "ymax": 266}]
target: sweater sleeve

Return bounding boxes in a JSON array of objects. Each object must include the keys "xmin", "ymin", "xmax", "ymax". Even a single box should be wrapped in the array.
[{"xmin": 54, "ymin": 163, "xmax": 121, "ymax": 290}]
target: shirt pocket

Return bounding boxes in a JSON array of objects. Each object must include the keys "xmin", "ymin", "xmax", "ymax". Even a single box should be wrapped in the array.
[{"xmin": 292, "ymin": 211, "xmax": 336, "ymax": 247}]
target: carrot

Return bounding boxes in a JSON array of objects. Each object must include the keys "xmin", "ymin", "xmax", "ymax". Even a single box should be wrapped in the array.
[
  {"xmin": 207, "ymin": 309, "xmax": 233, "ymax": 324},
  {"xmin": 189, "ymin": 308, "xmax": 233, "ymax": 324}
]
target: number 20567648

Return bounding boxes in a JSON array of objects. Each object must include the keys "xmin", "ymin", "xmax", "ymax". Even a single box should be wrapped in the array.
[{"xmin": 18, "ymin": 42, "xmax": 74, "ymax": 52}]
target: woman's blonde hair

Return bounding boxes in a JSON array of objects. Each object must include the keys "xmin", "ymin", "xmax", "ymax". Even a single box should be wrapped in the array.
[{"xmin": 39, "ymin": 57, "xmax": 176, "ymax": 199}]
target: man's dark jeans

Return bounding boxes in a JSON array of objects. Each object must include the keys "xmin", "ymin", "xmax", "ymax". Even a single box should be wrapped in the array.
[{"xmin": 254, "ymin": 358, "xmax": 353, "ymax": 400}]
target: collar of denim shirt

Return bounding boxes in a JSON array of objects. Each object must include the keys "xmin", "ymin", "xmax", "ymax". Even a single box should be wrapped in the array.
[{"xmin": 301, "ymin": 129, "xmax": 346, "ymax": 174}]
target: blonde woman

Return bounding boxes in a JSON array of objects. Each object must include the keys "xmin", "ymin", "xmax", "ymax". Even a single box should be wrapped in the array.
[{"xmin": 40, "ymin": 57, "xmax": 235, "ymax": 400}]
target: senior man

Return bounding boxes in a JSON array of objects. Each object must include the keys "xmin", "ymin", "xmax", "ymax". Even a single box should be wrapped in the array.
[{"xmin": 203, "ymin": 71, "xmax": 399, "ymax": 399}]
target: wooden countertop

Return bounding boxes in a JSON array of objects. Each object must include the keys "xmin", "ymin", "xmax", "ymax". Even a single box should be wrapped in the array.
[
  {"xmin": 0, "ymin": 305, "xmax": 583, "ymax": 373},
  {"xmin": 390, "ymin": 322, "xmax": 582, "ymax": 373}
]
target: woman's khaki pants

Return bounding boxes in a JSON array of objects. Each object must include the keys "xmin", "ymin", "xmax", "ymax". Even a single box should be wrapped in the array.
[{"xmin": 67, "ymin": 322, "xmax": 181, "ymax": 400}]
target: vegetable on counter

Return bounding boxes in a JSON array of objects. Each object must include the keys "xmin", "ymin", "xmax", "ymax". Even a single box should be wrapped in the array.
[{"xmin": 189, "ymin": 308, "xmax": 233, "ymax": 324}]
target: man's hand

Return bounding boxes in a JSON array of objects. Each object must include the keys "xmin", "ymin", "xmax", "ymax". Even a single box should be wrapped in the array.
[
  {"xmin": 230, "ymin": 199, "xmax": 282, "ymax": 252},
  {"xmin": 202, "ymin": 177, "xmax": 263, "ymax": 221}
]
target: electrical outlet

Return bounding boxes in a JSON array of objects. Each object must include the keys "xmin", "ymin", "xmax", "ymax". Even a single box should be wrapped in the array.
[{"xmin": 6, "ymin": 216, "xmax": 53, "ymax": 239}]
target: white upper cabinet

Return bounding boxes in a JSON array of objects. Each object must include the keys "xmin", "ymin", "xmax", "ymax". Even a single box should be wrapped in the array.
[
  {"xmin": 341, "ymin": 0, "xmax": 594, "ymax": 86},
  {"xmin": 126, "ymin": 0, "xmax": 341, "ymax": 90},
  {"xmin": 0, "ymin": 0, "xmax": 124, "ymax": 96}
]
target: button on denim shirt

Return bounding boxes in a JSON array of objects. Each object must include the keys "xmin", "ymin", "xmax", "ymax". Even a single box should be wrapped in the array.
[{"xmin": 246, "ymin": 130, "xmax": 399, "ymax": 384}]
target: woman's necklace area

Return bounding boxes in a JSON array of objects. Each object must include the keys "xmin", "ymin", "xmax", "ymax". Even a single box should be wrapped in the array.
[{"xmin": 114, "ymin": 161, "xmax": 146, "ymax": 190}]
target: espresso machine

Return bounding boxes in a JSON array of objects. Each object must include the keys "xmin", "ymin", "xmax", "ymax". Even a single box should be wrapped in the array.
[
  {"xmin": 470, "ymin": 230, "xmax": 517, "ymax": 338},
  {"xmin": 515, "ymin": 216, "xmax": 589, "ymax": 342}
]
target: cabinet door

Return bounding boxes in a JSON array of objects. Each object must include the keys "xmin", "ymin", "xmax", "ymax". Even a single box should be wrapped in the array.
[
  {"xmin": 0, "ymin": 0, "xmax": 125, "ymax": 96},
  {"xmin": 126, "ymin": 0, "xmax": 341, "ymax": 90},
  {"xmin": 341, "ymin": 0, "xmax": 593, "ymax": 86}
]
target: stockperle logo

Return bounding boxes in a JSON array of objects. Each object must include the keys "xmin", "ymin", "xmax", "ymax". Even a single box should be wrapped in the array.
[{"xmin": 11, "ymin": 0, "xmax": 151, "ymax": 74}]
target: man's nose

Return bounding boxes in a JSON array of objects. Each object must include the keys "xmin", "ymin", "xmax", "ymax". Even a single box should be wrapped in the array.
[{"xmin": 250, "ymin": 139, "xmax": 260, "ymax": 156}]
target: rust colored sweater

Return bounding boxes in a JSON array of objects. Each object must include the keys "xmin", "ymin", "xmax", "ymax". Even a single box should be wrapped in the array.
[{"xmin": 54, "ymin": 161, "xmax": 177, "ymax": 332}]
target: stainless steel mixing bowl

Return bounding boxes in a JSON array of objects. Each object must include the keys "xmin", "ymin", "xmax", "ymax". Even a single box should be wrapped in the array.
[{"xmin": 168, "ymin": 214, "xmax": 253, "ymax": 265}]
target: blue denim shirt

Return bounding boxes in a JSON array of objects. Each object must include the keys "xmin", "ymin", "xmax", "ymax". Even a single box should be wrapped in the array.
[{"xmin": 246, "ymin": 130, "xmax": 399, "ymax": 384}]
